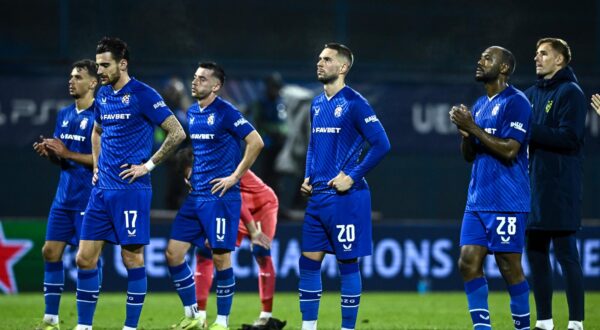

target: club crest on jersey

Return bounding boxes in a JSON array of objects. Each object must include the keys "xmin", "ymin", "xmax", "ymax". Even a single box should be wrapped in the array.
[
  {"xmin": 491, "ymin": 104, "xmax": 500, "ymax": 116},
  {"xmin": 313, "ymin": 106, "xmax": 320, "ymax": 116},
  {"xmin": 62, "ymin": 120, "xmax": 69, "ymax": 127},
  {"xmin": 334, "ymin": 106, "xmax": 343, "ymax": 118},
  {"xmin": 121, "ymin": 93, "xmax": 130, "ymax": 105},
  {"xmin": 207, "ymin": 113, "xmax": 215, "ymax": 125},
  {"xmin": 79, "ymin": 118, "xmax": 89, "ymax": 130}
]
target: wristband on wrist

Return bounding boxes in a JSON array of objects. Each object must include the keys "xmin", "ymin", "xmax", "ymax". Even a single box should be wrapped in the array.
[{"xmin": 144, "ymin": 160, "xmax": 156, "ymax": 171}]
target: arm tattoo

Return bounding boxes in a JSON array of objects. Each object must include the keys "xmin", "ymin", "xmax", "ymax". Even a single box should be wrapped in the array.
[{"xmin": 150, "ymin": 115, "xmax": 185, "ymax": 165}]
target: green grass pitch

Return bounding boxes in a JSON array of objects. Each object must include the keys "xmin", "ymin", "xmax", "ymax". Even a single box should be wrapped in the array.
[{"xmin": 1, "ymin": 292, "xmax": 598, "ymax": 329}]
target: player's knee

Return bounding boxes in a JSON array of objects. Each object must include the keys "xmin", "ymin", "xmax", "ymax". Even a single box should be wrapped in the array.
[
  {"xmin": 212, "ymin": 250, "xmax": 231, "ymax": 270},
  {"xmin": 121, "ymin": 249, "xmax": 144, "ymax": 268},
  {"xmin": 165, "ymin": 247, "xmax": 184, "ymax": 265},
  {"xmin": 76, "ymin": 251, "xmax": 97, "ymax": 269},
  {"xmin": 458, "ymin": 257, "xmax": 478, "ymax": 277},
  {"xmin": 41, "ymin": 243, "xmax": 61, "ymax": 262}
]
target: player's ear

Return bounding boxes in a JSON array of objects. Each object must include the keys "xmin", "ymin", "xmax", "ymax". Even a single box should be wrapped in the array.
[
  {"xmin": 90, "ymin": 78, "xmax": 98, "ymax": 90},
  {"xmin": 119, "ymin": 59, "xmax": 128, "ymax": 72},
  {"xmin": 499, "ymin": 63, "xmax": 510, "ymax": 75},
  {"xmin": 339, "ymin": 62, "xmax": 350, "ymax": 75}
]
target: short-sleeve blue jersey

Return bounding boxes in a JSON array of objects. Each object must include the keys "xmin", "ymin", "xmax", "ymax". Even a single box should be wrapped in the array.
[
  {"xmin": 466, "ymin": 85, "xmax": 532, "ymax": 212},
  {"xmin": 51, "ymin": 103, "xmax": 95, "ymax": 210},
  {"xmin": 305, "ymin": 86, "xmax": 386, "ymax": 194},
  {"xmin": 188, "ymin": 97, "xmax": 255, "ymax": 201},
  {"xmin": 94, "ymin": 78, "xmax": 173, "ymax": 190}
]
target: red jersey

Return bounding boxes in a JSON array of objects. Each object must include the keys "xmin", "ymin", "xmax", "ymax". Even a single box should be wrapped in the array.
[{"xmin": 239, "ymin": 170, "xmax": 278, "ymax": 224}]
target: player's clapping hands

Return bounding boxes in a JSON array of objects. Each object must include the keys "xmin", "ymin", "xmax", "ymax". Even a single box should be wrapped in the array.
[
  {"xmin": 328, "ymin": 171, "xmax": 354, "ymax": 193},
  {"xmin": 33, "ymin": 135, "xmax": 50, "ymax": 158},
  {"xmin": 449, "ymin": 104, "xmax": 475, "ymax": 137},
  {"xmin": 591, "ymin": 94, "xmax": 600, "ymax": 116},
  {"xmin": 119, "ymin": 163, "xmax": 150, "ymax": 184},
  {"xmin": 210, "ymin": 174, "xmax": 239, "ymax": 197},
  {"xmin": 43, "ymin": 138, "xmax": 70, "ymax": 159}
]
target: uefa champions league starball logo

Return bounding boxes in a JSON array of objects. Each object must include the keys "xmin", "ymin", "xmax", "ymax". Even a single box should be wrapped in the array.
[
  {"xmin": 207, "ymin": 113, "xmax": 215, "ymax": 125},
  {"xmin": 80, "ymin": 118, "xmax": 88, "ymax": 130},
  {"xmin": 334, "ymin": 106, "xmax": 343, "ymax": 117}
]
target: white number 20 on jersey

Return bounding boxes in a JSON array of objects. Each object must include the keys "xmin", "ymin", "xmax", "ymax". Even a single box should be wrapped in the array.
[{"xmin": 336, "ymin": 224, "xmax": 356, "ymax": 243}]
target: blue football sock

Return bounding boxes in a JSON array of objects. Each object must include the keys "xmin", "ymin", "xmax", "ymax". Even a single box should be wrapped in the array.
[
  {"xmin": 508, "ymin": 281, "xmax": 530, "ymax": 330},
  {"xmin": 464, "ymin": 277, "xmax": 490, "ymax": 330},
  {"xmin": 299, "ymin": 256, "xmax": 322, "ymax": 321},
  {"xmin": 339, "ymin": 262, "xmax": 361, "ymax": 330},
  {"xmin": 76, "ymin": 268, "xmax": 99, "ymax": 326},
  {"xmin": 44, "ymin": 261, "xmax": 64, "ymax": 316},
  {"xmin": 215, "ymin": 268, "xmax": 235, "ymax": 317},
  {"xmin": 125, "ymin": 267, "xmax": 146, "ymax": 328},
  {"xmin": 169, "ymin": 262, "xmax": 197, "ymax": 307}
]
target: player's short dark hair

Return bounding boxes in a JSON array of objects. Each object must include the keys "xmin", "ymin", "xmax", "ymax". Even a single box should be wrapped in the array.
[
  {"xmin": 497, "ymin": 47, "xmax": 516, "ymax": 76},
  {"xmin": 537, "ymin": 37, "xmax": 572, "ymax": 65},
  {"xmin": 198, "ymin": 62, "xmax": 226, "ymax": 86},
  {"xmin": 324, "ymin": 42, "xmax": 354, "ymax": 69},
  {"xmin": 72, "ymin": 59, "xmax": 98, "ymax": 80},
  {"xmin": 96, "ymin": 37, "xmax": 130, "ymax": 62}
]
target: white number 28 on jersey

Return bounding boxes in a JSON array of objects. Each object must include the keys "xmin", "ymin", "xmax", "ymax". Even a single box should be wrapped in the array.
[{"xmin": 496, "ymin": 216, "xmax": 517, "ymax": 235}]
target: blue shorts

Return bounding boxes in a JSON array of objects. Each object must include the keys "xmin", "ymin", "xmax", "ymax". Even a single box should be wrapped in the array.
[
  {"xmin": 46, "ymin": 206, "xmax": 84, "ymax": 246},
  {"xmin": 302, "ymin": 189, "xmax": 372, "ymax": 259},
  {"xmin": 81, "ymin": 188, "xmax": 152, "ymax": 245},
  {"xmin": 170, "ymin": 196, "xmax": 241, "ymax": 251},
  {"xmin": 460, "ymin": 211, "xmax": 527, "ymax": 253}
]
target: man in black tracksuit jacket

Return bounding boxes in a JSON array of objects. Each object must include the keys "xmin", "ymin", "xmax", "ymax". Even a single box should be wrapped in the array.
[{"xmin": 525, "ymin": 38, "xmax": 586, "ymax": 330}]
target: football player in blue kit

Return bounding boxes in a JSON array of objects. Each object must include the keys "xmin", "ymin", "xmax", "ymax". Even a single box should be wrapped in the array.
[
  {"xmin": 450, "ymin": 46, "xmax": 532, "ymax": 330},
  {"xmin": 33, "ymin": 59, "xmax": 98, "ymax": 330},
  {"xmin": 298, "ymin": 43, "xmax": 390, "ymax": 330},
  {"xmin": 165, "ymin": 62, "xmax": 263, "ymax": 330},
  {"xmin": 74, "ymin": 37, "xmax": 186, "ymax": 330}
]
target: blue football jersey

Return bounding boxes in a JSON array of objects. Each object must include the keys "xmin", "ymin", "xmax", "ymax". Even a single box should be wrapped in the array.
[
  {"xmin": 188, "ymin": 97, "xmax": 255, "ymax": 200},
  {"xmin": 94, "ymin": 78, "xmax": 173, "ymax": 190},
  {"xmin": 306, "ymin": 86, "xmax": 385, "ymax": 194},
  {"xmin": 466, "ymin": 85, "xmax": 532, "ymax": 212},
  {"xmin": 51, "ymin": 103, "xmax": 95, "ymax": 210}
]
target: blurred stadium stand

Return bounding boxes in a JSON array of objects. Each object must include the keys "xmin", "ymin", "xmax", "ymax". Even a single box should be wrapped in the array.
[{"xmin": 1, "ymin": 0, "xmax": 600, "ymax": 220}]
